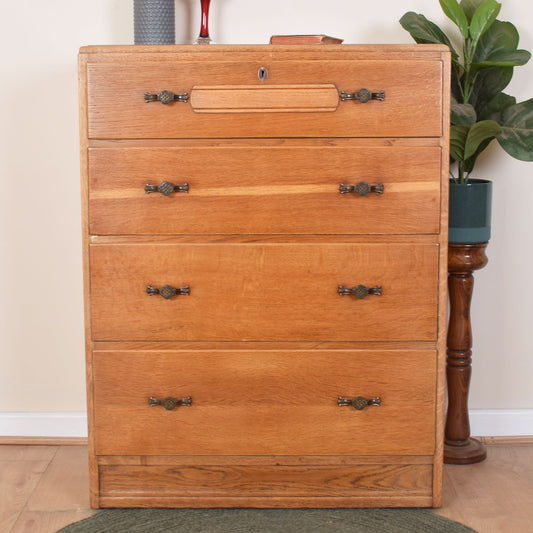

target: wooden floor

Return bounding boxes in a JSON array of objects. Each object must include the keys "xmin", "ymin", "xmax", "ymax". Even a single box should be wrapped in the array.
[{"xmin": 1, "ymin": 442, "xmax": 532, "ymax": 533}]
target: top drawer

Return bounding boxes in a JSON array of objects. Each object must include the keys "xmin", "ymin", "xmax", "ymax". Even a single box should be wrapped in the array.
[{"xmin": 85, "ymin": 58, "xmax": 444, "ymax": 139}]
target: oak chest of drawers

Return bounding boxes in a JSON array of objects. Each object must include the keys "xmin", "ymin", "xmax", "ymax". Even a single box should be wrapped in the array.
[{"xmin": 79, "ymin": 44, "xmax": 450, "ymax": 508}]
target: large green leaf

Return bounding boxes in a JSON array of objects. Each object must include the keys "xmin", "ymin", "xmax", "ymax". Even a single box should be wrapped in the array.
[
  {"xmin": 451, "ymin": 97, "xmax": 477, "ymax": 125},
  {"xmin": 440, "ymin": 0, "xmax": 469, "ymax": 39},
  {"xmin": 464, "ymin": 120, "xmax": 502, "ymax": 159},
  {"xmin": 472, "ymin": 20, "xmax": 531, "ymax": 68},
  {"xmin": 469, "ymin": 0, "xmax": 501, "ymax": 44},
  {"xmin": 450, "ymin": 125, "xmax": 469, "ymax": 161},
  {"xmin": 460, "ymin": 0, "xmax": 485, "ymax": 22},
  {"xmin": 479, "ymin": 92, "xmax": 516, "ymax": 121},
  {"xmin": 399, "ymin": 12, "xmax": 459, "ymax": 61},
  {"xmin": 472, "ymin": 50, "xmax": 531, "ymax": 68},
  {"xmin": 497, "ymin": 99, "xmax": 533, "ymax": 160},
  {"xmin": 469, "ymin": 65, "xmax": 513, "ymax": 114},
  {"xmin": 451, "ymin": 69, "xmax": 464, "ymax": 103},
  {"xmin": 464, "ymin": 137, "xmax": 494, "ymax": 174}
]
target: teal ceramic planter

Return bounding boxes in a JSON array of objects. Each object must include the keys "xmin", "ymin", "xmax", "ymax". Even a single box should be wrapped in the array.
[{"xmin": 449, "ymin": 179, "xmax": 492, "ymax": 244}]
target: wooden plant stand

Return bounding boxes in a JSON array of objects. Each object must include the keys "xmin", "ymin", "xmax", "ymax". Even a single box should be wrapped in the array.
[{"xmin": 444, "ymin": 242, "xmax": 488, "ymax": 464}]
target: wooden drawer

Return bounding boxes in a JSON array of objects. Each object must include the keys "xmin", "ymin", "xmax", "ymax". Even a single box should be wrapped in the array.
[
  {"xmin": 86, "ymin": 59, "xmax": 443, "ymax": 139},
  {"xmin": 92, "ymin": 350, "xmax": 437, "ymax": 456},
  {"xmin": 89, "ymin": 242, "xmax": 439, "ymax": 342},
  {"xmin": 98, "ymin": 463, "xmax": 434, "ymax": 507},
  {"xmin": 88, "ymin": 145, "xmax": 441, "ymax": 235}
]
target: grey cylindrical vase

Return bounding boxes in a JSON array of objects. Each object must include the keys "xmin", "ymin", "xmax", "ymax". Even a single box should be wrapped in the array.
[{"xmin": 134, "ymin": 0, "xmax": 175, "ymax": 44}]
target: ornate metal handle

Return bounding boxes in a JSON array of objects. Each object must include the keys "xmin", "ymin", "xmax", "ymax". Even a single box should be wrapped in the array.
[
  {"xmin": 145, "ymin": 181, "xmax": 189, "ymax": 196},
  {"xmin": 149, "ymin": 396, "xmax": 192, "ymax": 410},
  {"xmin": 144, "ymin": 90, "xmax": 189, "ymax": 105},
  {"xmin": 339, "ymin": 89, "xmax": 385, "ymax": 103},
  {"xmin": 146, "ymin": 285, "xmax": 190, "ymax": 299},
  {"xmin": 338, "ymin": 285, "xmax": 382, "ymax": 299},
  {"xmin": 339, "ymin": 182, "xmax": 384, "ymax": 196},
  {"xmin": 338, "ymin": 396, "xmax": 382, "ymax": 410}
]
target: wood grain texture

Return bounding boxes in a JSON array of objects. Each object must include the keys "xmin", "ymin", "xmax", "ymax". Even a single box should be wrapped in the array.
[
  {"xmin": 0, "ymin": 437, "xmax": 88, "ymax": 446},
  {"xmin": 97, "ymin": 494, "xmax": 434, "ymax": 509},
  {"xmin": 436, "ymin": 445, "xmax": 533, "ymax": 532},
  {"xmin": 79, "ymin": 44, "xmax": 450, "ymax": 509},
  {"xmin": 98, "ymin": 463, "xmax": 433, "ymax": 506},
  {"xmin": 445, "ymin": 243, "xmax": 489, "ymax": 464},
  {"xmin": 3, "ymin": 442, "xmax": 532, "ymax": 531},
  {"xmin": 88, "ymin": 144, "xmax": 441, "ymax": 236},
  {"xmin": 10, "ymin": 511, "xmax": 97, "ymax": 533},
  {"xmin": 80, "ymin": 44, "xmax": 449, "ymax": 60},
  {"xmin": 90, "ymin": 234, "xmax": 441, "ymax": 245},
  {"xmin": 433, "ymin": 47, "xmax": 451, "ymax": 507},
  {"xmin": 93, "ymin": 340, "xmax": 438, "ymax": 351},
  {"xmin": 78, "ymin": 51, "xmax": 100, "ymax": 510},
  {"xmin": 86, "ymin": 57, "xmax": 442, "ymax": 139},
  {"xmin": 97, "ymin": 455, "xmax": 435, "ymax": 466},
  {"xmin": 26, "ymin": 446, "xmax": 91, "ymax": 512},
  {"xmin": 92, "ymin": 350, "xmax": 437, "ymax": 456},
  {"xmin": 0, "ymin": 455, "xmax": 51, "ymax": 532},
  {"xmin": 190, "ymin": 84, "xmax": 339, "ymax": 113},
  {"xmin": 89, "ymin": 242, "xmax": 439, "ymax": 342}
]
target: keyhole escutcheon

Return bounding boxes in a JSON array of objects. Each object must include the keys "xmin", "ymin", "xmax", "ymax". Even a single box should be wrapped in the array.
[{"xmin": 258, "ymin": 67, "xmax": 269, "ymax": 82}]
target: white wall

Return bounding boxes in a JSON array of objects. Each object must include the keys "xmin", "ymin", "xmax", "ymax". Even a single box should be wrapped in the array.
[{"xmin": 1, "ymin": 0, "xmax": 532, "ymax": 435}]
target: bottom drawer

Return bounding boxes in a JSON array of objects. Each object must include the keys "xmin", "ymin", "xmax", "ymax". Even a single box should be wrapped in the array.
[
  {"xmin": 97, "ymin": 461, "xmax": 434, "ymax": 508},
  {"xmin": 92, "ymin": 349, "xmax": 437, "ymax": 457}
]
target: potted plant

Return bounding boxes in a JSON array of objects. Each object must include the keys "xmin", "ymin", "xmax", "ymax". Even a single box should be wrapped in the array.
[{"xmin": 400, "ymin": 0, "xmax": 533, "ymax": 243}]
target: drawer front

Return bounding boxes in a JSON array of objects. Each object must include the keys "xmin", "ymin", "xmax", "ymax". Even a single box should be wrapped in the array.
[
  {"xmin": 88, "ymin": 145, "xmax": 441, "ymax": 236},
  {"xmin": 89, "ymin": 243, "xmax": 439, "ymax": 342},
  {"xmin": 93, "ymin": 350, "xmax": 437, "ymax": 456},
  {"xmin": 86, "ymin": 59, "xmax": 443, "ymax": 139}
]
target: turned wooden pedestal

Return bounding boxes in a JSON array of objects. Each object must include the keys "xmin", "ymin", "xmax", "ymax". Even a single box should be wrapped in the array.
[{"xmin": 444, "ymin": 242, "xmax": 488, "ymax": 464}]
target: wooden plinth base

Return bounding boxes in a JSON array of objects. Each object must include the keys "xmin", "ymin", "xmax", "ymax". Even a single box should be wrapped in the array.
[
  {"xmin": 444, "ymin": 437, "xmax": 487, "ymax": 465},
  {"xmin": 444, "ymin": 242, "xmax": 488, "ymax": 465}
]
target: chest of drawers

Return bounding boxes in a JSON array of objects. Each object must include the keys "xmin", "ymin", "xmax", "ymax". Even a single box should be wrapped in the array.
[{"xmin": 79, "ymin": 44, "xmax": 450, "ymax": 508}]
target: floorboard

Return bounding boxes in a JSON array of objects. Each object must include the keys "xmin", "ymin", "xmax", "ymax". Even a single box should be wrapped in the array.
[{"xmin": 1, "ymin": 443, "xmax": 531, "ymax": 532}]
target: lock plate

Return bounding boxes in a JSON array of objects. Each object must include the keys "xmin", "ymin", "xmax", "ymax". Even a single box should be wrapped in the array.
[{"xmin": 258, "ymin": 67, "xmax": 269, "ymax": 82}]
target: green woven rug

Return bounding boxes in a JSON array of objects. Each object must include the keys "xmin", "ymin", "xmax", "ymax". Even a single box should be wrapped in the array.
[{"xmin": 57, "ymin": 508, "xmax": 477, "ymax": 532}]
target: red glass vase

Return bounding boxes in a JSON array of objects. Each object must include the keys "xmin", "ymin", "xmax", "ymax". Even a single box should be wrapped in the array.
[{"xmin": 195, "ymin": 0, "xmax": 213, "ymax": 44}]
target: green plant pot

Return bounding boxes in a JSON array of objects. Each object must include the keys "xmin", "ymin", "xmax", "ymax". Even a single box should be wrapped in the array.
[{"xmin": 449, "ymin": 179, "xmax": 492, "ymax": 244}]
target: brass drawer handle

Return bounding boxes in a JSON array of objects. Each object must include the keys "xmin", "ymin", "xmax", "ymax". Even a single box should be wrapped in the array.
[
  {"xmin": 149, "ymin": 396, "xmax": 192, "ymax": 410},
  {"xmin": 338, "ymin": 396, "xmax": 381, "ymax": 410},
  {"xmin": 340, "ymin": 89, "xmax": 385, "ymax": 103},
  {"xmin": 145, "ymin": 181, "xmax": 189, "ymax": 196},
  {"xmin": 144, "ymin": 90, "xmax": 190, "ymax": 105},
  {"xmin": 339, "ymin": 182, "xmax": 384, "ymax": 196},
  {"xmin": 338, "ymin": 285, "xmax": 382, "ymax": 299},
  {"xmin": 146, "ymin": 285, "xmax": 190, "ymax": 299}
]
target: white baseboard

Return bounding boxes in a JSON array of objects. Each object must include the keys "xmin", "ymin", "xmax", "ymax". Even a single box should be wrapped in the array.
[
  {"xmin": 0, "ymin": 410, "xmax": 531, "ymax": 439},
  {"xmin": 469, "ymin": 409, "xmax": 533, "ymax": 437},
  {"xmin": 0, "ymin": 412, "xmax": 88, "ymax": 438}
]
